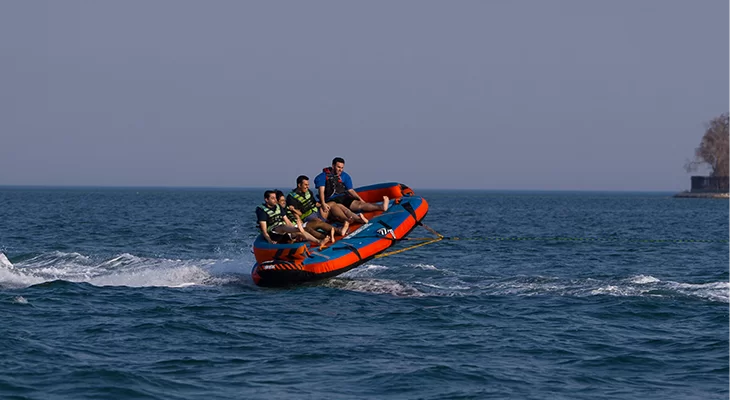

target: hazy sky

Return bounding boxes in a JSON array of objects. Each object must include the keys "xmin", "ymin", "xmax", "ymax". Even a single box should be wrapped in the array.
[{"xmin": 1, "ymin": 1, "xmax": 727, "ymax": 191}]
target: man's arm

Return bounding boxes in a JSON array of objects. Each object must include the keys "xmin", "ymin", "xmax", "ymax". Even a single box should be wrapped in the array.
[
  {"xmin": 285, "ymin": 194, "xmax": 303, "ymax": 216},
  {"xmin": 318, "ymin": 186, "xmax": 330, "ymax": 212},
  {"xmin": 259, "ymin": 221, "xmax": 275, "ymax": 243}
]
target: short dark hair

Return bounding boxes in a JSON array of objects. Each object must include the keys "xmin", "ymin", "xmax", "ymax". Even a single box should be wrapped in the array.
[
  {"xmin": 274, "ymin": 189, "xmax": 285, "ymax": 200},
  {"xmin": 296, "ymin": 175, "xmax": 309, "ymax": 185},
  {"xmin": 332, "ymin": 157, "xmax": 345, "ymax": 165},
  {"xmin": 264, "ymin": 190, "xmax": 276, "ymax": 199}
]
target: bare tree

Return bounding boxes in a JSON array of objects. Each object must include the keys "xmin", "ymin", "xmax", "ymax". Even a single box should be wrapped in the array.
[{"xmin": 685, "ymin": 112, "xmax": 729, "ymax": 177}]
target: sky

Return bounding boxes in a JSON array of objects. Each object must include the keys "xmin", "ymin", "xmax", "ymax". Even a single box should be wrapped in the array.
[{"xmin": 0, "ymin": 1, "xmax": 727, "ymax": 191}]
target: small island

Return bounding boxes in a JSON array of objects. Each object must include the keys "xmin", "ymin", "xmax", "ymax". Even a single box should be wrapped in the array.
[{"xmin": 675, "ymin": 113, "xmax": 729, "ymax": 199}]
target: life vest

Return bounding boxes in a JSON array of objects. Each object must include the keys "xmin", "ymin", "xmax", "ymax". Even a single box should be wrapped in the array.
[
  {"xmin": 257, "ymin": 203, "xmax": 285, "ymax": 233},
  {"xmin": 287, "ymin": 189, "xmax": 318, "ymax": 220},
  {"xmin": 322, "ymin": 167, "xmax": 347, "ymax": 201},
  {"xmin": 284, "ymin": 206, "xmax": 298, "ymax": 223}
]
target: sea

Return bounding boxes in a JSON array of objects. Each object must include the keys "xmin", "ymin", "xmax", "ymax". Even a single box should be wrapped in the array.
[{"xmin": 0, "ymin": 187, "xmax": 727, "ymax": 400}]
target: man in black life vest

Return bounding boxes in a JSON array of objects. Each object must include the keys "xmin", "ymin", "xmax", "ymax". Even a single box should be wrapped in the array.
[
  {"xmin": 256, "ymin": 190, "xmax": 324, "ymax": 245},
  {"xmin": 314, "ymin": 157, "xmax": 389, "ymax": 216}
]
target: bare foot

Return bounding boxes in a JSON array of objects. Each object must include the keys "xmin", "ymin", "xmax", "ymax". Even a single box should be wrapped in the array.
[
  {"xmin": 358, "ymin": 213, "xmax": 369, "ymax": 224},
  {"xmin": 329, "ymin": 228, "xmax": 336, "ymax": 243},
  {"xmin": 340, "ymin": 221, "xmax": 350, "ymax": 236},
  {"xmin": 382, "ymin": 196, "xmax": 389, "ymax": 212},
  {"xmin": 318, "ymin": 235, "xmax": 331, "ymax": 250}
]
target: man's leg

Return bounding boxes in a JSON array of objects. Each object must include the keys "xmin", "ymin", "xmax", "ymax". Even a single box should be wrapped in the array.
[
  {"xmin": 326, "ymin": 204, "xmax": 363, "ymax": 229},
  {"xmin": 304, "ymin": 225, "xmax": 326, "ymax": 240},
  {"xmin": 335, "ymin": 204, "xmax": 365, "ymax": 225},
  {"xmin": 274, "ymin": 225, "xmax": 321, "ymax": 244},
  {"xmin": 306, "ymin": 218, "xmax": 337, "ymax": 241},
  {"xmin": 350, "ymin": 196, "xmax": 389, "ymax": 213},
  {"xmin": 326, "ymin": 202, "xmax": 350, "ymax": 223}
]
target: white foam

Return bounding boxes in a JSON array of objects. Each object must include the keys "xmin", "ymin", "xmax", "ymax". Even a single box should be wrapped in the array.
[
  {"xmin": 0, "ymin": 251, "xmax": 255, "ymax": 289},
  {"xmin": 86, "ymin": 264, "xmax": 212, "ymax": 287},
  {"xmin": 478, "ymin": 276, "xmax": 568, "ymax": 297},
  {"xmin": 96, "ymin": 253, "xmax": 141, "ymax": 269},
  {"xmin": 170, "ymin": 282, "xmax": 199, "ymax": 288},
  {"xmin": 412, "ymin": 264, "xmax": 438, "ymax": 270},
  {"xmin": 629, "ymin": 275, "xmax": 660, "ymax": 284},
  {"xmin": 13, "ymin": 296, "xmax": 28, "ymax": 304},
  {"xmin": 673, "ymin": 281, "xmax": 728, "ymax": 290},
  {"xmin": 415, "ymin": 281, "xmax": 471, "ymax": 290},
  {"xmin": 0, "ymin": 263, "xmax": 46, "ymax": 288},
  {"xmin": 325, "ymin": 278, "xmax": 424, "ymax": 297},
  {"xmin": 590, "ymin": 285, "xmax": 636, "ymax": 296},
  {"xmin": 669, "ymin": 280, "xmax": 730, "ymax": 303},
  {"xmin": 0, "ymin": 253, "xmax": 12, "ymax": 268},
  {"xmin": 340, "ymin": 264, "xmax": 388, "ymax": 278}
]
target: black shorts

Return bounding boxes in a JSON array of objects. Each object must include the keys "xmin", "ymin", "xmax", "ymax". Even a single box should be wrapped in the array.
[
  {"xmin": 330, "ymin": 195, "xmax": 355, "ymax": 208},
  {"xmin": 269, "ymin": 232, "xmax": 292, "ymax": 243}
]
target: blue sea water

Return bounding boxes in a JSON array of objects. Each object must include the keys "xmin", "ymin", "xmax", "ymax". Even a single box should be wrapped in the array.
[{"xmin": 0, "ymin": 187, "xmax": 727, "ymax": 400}]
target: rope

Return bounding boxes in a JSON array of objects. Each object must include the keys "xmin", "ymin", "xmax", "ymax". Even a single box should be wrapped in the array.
[
  {"xmin": 374, "ymin": 237, "xmax": 443, "ymax": 258},
  {"xmin": 433, "ymin": 236, "xmax": 729, "ymax": 244},
  {"xmin": 374, "ymin": 223, "xmax": 444, "ymax": 258},
  {"xmin": 420, "ymin": 223, "xmax": 444, "ymax": 238}
]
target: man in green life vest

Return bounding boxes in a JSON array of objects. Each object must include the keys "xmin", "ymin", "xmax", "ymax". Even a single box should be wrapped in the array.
[
  {"xmin": 286, "ymin": 175, "xmax": 366, "ymax": 236},
  {"xmin": 256, "ymin": 190, "xmax": 323, "ymax": 245},
  {"xmin": 276, "ymin": 190, "xmax": 336, "ymax": 244}
]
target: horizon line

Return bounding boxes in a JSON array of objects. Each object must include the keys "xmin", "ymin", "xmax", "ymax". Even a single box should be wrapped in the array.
[{"xmin": 0, "ymin": 184, "xmax": 682, "ymax": 193}]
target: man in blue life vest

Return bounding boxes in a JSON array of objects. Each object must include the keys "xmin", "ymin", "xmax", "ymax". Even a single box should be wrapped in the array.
[
  {"xmin": 256, "ymin": 190, "xmax": 322, "ymax": 245},
  {"xmin": 275, "ymin": 189, "xmax": 336, "ymax": 244},
  {"xmin": 314, "ymin": 157, "xmax": 389, "ymax": 216}
]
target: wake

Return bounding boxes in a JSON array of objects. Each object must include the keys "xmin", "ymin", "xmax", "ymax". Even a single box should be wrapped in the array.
[
  {"xmin": 0, "ymin": 251, "xmax": 254, "ymax": 289},
  {"xmin": 328, "ymin": 262, "xmax": 729, "ymax": 302},
  {"xmin": 2, "ymin": 252, "xmax": 726, "ymax": 303}
]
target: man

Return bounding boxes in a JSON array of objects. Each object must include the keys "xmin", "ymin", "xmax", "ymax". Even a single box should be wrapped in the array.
[
  {"xmin": 275, "ymin": 189, "xmax": 335, "ymax": 244},
  {"xmin": 256, "ymin": 190, "xmax": 324, "ymax": 246},
  {"xmin": 286, "ymin": 175, "xmax": 364, "ymax": 237},
  {"xmin": 314, "ymin": 157, "xmax": 389, "ymax": 215}
]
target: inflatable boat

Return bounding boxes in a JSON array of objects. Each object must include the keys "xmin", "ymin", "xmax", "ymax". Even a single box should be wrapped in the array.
[{"xmin": 251, "ymin": 182, "xmax": 428, "ymax": 287}]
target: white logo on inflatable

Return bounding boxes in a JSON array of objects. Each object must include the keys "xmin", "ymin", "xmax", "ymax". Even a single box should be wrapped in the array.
[{"xmin": 377, "ymin": 227, "xmax": 396, "ymax": 239}]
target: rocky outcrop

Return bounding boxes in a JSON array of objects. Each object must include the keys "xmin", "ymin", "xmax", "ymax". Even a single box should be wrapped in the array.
[{"xmin": 674, "ymin": 191, "xmax": 729, "ymax": 199}]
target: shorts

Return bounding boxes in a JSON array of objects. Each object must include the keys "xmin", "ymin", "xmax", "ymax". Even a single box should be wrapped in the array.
[
  {"xmin": 269, "ymin": 231, "xmax": 292, "ymax": 243},
  {"xmin": 330, "ymin": 195, "xmax": 355, "ymax": 209},
  {"xmin": 304, "ymin": 211, "xmax": 325, "ymax": 223}
]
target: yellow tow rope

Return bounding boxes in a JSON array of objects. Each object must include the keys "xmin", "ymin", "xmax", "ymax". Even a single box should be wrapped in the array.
[{"xmin": 374, "ymin": 223, "xmax": 444, "ymax": 258}]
